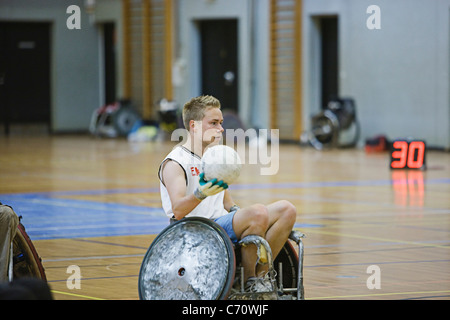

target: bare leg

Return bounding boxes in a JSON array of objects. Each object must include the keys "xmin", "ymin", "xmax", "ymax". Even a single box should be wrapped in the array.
[
  {"xmin": 232, "ymin": 204, "xmax": 269, "ymax": 281},
  {"xmin": 232, "ymin": 201, "xmax": 297, "ymax": 281},
  {"xmin": 256, "ymin": 200, "xmax": 297, "ymax": 276}
]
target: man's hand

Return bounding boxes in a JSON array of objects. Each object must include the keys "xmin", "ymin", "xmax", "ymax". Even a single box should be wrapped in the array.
[{"xmin": 194, "ymin": 173, "xmax": 228, "ymax": 200}]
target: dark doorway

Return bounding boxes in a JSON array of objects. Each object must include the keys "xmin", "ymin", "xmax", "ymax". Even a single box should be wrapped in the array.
[
  {"xmin": 0, "ymin": 22, "xmax": 51, "ymax": 134},
  {"xmin": 320, "ymin": 17, "xmax": 338, "ymax": 109},
  {"xmin": 103, "ymin": 22, "xmax": 116, "ymax": 105},
  {"xmin": 199, "ymin": 19, "xmax": 238, "ymax": 112}
]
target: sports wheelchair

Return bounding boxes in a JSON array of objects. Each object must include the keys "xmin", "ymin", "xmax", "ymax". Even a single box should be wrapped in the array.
[
  {"xmin": 1, "ymin": 203, "xmax": 46, "ymax": 282},
  {"xmin": 138, "ymin": 217, "xmax": 305, "ymax": 300}
]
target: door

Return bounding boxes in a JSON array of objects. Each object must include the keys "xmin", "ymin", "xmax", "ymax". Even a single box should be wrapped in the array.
[
  {"xmin": 103, "ymin": 22, "xmax": 116, "ymax": 105},
  {"xmin": 0, "ymin": 22, "xmax": 51, "ymax": 133},
  {"xmin": 320, "ymin": 17, "xmax": 339, "ymax": 109},
  {"xmin": 200, "ymin": 19, "xmax": 238, "ymax": 112}
]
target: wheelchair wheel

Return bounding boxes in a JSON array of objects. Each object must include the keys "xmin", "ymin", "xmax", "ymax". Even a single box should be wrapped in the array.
[
  {"xmin": 274, "ymin": 241, "xmax": 299, "ymax": 297},
  {"xmin": 233, "ymin": 240, "xmax": 300, "ymax": 299},
  {"xmin": 138, "ymin": 217, "xmax": 236, "ymax": 300},
  {"xmin": 13, "ymin": 223, "xmax": 47, "ymax": 281}
]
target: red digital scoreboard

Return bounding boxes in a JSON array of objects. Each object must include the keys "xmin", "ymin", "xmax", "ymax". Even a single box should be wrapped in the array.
[{"xmin": 390, "ymin": 140, "xmax": 426, "ymax": 170}]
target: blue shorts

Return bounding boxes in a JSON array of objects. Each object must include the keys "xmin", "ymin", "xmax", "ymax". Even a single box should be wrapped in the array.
[{"xmin": 214, "ymin": 210, "xmax": 238, "ymax": 244}]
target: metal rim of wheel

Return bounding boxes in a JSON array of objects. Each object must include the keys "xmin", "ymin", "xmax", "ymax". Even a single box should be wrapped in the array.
[{"xmin": 138, "ymin": 217, "xmax": 235, "ymax": 300}]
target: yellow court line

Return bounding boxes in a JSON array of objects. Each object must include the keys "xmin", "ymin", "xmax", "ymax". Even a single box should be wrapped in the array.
[
  {"xmin": 307, "ymin": 290, "xmax": 450, "ymax": 300},
  {"xmin": 52, "ymin": 290, "xmax": 106, "ymax": 300},
  {"xmin": 303, "ymin": 229, "xmax": 450, "ymax": 249}
]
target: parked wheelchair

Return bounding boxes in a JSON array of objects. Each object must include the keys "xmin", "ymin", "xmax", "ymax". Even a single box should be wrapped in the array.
[
  {"xmin": 307, "ymin": 98, "xmax": 360, "ymax": 150},
  {"xmin": 138, "ymin": 217, "xmax": 305, "ymax": 300}
]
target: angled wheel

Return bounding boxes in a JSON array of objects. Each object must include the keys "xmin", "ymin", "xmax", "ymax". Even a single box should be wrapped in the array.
[
  {"xmin": 13, "ymin": 223, "xmax": 47, "ymax": 281},
  {"xmin": 274, "ymin": 241, "xmax": 299, "ymax": 297},
  {"xmin": 138, "ymin": 217, "xmax": 236, "ymax": 300}
]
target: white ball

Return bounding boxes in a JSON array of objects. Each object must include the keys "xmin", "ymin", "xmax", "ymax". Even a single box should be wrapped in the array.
[{"xmin": 202, "ymin": 145, "xmax": 242, "ymax": 184}]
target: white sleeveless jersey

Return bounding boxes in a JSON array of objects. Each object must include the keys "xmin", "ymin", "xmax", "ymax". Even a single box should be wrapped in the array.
[{"xmin": 158, "ymin": 145, "xmax": 228, "ymax": 219}]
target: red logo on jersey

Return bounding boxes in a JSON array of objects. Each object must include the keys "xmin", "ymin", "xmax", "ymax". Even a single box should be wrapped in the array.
[{"xmin": 190, "ymin": 166, "xmax": 200, "ymax": 176}]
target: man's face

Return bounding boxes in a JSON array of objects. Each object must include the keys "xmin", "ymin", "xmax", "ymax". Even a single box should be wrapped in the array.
[{"xmin": 191, "ymin": 107, "xmax": 224, "ymax": 146}]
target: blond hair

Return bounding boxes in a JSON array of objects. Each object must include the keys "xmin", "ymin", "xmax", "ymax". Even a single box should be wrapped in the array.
[{"xmin": 182, "ymin": 95, "xmax": 221, "ymax": 130}]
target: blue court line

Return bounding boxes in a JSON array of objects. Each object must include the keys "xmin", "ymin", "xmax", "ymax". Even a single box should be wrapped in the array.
[
  {"xmin": 0, "ymin": 194, "xmax": 321, "ymax": 240},
  {"xmin": 0, "ymin": 177, "xmax": 448, "ymax": 240},
  {"xmin": 0, "ymin": 192, "xmax": 322, "ymax": 240},
  {"xmin": 230, "ymin": 177, "xmax": 450, "ymax": 190},
  {"xmin": 72, "ymin": 238, "xmax": 149, "ymax": 250},
  {"xmin": 0, "ymin": 195, "xmax": 169, "ymax": 240},
  {"xmin": 1, "ymin": 177, "xmax": 448, "ymax": 198}
]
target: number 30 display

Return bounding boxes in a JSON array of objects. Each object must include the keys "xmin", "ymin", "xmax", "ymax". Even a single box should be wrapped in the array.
[{"xmin": 390, "ymin": 140, "xmax": 426, "ymax": 170}]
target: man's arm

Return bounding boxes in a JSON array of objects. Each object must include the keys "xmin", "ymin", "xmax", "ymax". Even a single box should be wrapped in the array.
[
  {"xmin": 161, "ymin": 160, "xmax": 202, "ymax": 220},
  {"xmin": 223, "ymin": 189, "xmax": 238, "ymax": 212}
]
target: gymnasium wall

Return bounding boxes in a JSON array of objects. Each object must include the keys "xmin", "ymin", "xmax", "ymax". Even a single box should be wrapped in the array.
[
  {"xmin": 1, "ymin": 0, "xmax": 448, "ymax": 149},
  {"xmin": 0, "ymin": 0, "xmax": 103, "ymax": 132},
  {"xmin": 302, "ymin": 0, "xmax": 450, "ymax": 149},
  {"xmin": 175, "ymin": 0, "xmax": 257, "ymax": 129}
]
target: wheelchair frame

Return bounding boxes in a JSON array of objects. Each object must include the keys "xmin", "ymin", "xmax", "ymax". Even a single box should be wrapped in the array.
[
  {"xmin": 1, "ymin": 203, "xmax": 47, "ymax": 283},
  {"xmin": 138, "ymin": 217, "xmax": 305, "ymax": 300}
]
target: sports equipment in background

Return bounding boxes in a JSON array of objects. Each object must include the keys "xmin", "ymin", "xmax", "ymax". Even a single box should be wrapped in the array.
[
  {"xmin": 89, "ymin": 99, "xmax": 141, "ymax": 138},
  {"xmin": 201, "ymin": 145, "xmax": 242, "ymax": 184},
  {"xmin": 307, "ymin": 98, "xmax": 360, "ymax": 150}
]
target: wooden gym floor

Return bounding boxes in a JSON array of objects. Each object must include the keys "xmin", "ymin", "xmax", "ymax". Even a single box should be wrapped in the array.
[{"xmin": 0, "ymin": 134, "xmax": 449, "ymax": 300}]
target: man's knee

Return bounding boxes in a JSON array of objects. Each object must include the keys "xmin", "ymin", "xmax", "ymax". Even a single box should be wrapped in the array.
[
  {"xmin": 278, "ymin": 200, "xmax": 297, "ymax": 227},
  {"xmin": 247, "ymin": 204, "xmax": 269, "ymax": 234}
]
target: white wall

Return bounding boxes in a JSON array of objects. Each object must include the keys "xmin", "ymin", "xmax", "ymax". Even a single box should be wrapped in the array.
[
  {"xmin": 175, "ymin": 0, "xmax": 267, "ymax": 128},
  {"xmin": 249, "ymin": 0, "xmax": 270, "ymax": 129},
  {"xmin": 303, "ymin": 0, "xmax": 450, "ymax": 149},
  {"xmin": 94, "ymin": 0, "xmax": 123, "ymax": 105},
  {"xmin": 4, "ymin": 0, "xmax": 448, "ymax": 147},
  {"xmin": 0, "ymin": 0, "xmax": 101, "ymax": 132}
]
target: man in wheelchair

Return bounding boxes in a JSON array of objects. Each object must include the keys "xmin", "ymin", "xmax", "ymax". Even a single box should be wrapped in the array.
[{"xmin": 158, "ymin": 95, "xmax": 297, "ymax": 294}]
